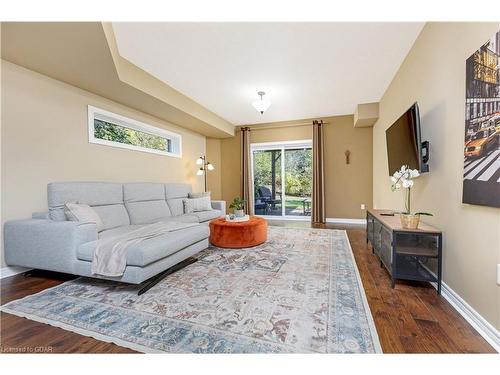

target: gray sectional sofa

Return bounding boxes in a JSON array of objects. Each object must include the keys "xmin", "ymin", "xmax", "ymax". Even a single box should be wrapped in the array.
[{"xmin": 4, "ymin": 182, "xmax": 225, "ymax": 289}]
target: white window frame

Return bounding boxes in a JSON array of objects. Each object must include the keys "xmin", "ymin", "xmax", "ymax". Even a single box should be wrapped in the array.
[
  {"xmin": 250, "ymin": 139, "xmax": 312, "ymax": 221},
  {"xmin": 88, "ymin": 105, "xmax": 182, "ymax": 158}
]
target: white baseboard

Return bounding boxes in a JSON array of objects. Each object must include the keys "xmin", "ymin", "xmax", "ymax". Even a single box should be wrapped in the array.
[
  {"xmin": 258, "ymin": 215, "xmax": 311, "ymax": 222},
  {"xmin": 255, "ymin": 216, "xmax": 366, "ymax": 225},
  {"xmin": 326, "ymin": 217, "xmax": 366, "ymax": 225},
  {"xmin": 0, "ymin": 266, "xmax": 31, "ymax": 279},
  {"xmin": 435, "ymin": 281, "xmax": 500, "ymax": 352}
]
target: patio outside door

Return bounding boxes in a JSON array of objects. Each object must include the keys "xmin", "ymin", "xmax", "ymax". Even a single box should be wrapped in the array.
[{"xmin": 251, "ymin": 140, "xmax": 312, "ymax": 219}]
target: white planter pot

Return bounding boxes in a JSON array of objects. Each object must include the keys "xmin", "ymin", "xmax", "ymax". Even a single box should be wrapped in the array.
[{"xmin": 234, "ymin": 209, "xmax": 244, "ymax": 218}]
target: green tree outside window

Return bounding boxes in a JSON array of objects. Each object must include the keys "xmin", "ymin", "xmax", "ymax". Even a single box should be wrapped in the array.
[{"xmin": 94, "ymin": 119, "xmax": 172, "ymax": 153}]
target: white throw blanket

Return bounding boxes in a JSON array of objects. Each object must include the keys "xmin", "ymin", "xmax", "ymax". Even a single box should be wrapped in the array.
[{"xmin": 91, "ymin": 221, "xmax": 198, "ymax": 277}]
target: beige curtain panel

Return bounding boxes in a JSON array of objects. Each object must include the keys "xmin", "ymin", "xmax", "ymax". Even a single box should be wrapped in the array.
[
  {"xmin": 312, "ymin": 120, "xmax": 326, "ymax": 224},
  {"xmin": 240, "ymin": 127, "xmax": 254, "ymax": 215}
]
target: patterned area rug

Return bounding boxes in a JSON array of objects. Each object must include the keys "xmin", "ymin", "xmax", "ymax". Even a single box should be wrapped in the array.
[{"xmin": 1, "ymin": 227, "xmax": 381, "ymax": 353}]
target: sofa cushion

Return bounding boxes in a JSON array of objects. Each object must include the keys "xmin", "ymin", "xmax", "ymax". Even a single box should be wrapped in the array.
[
  {"xmin": 48, "ymin": 182, "xmax": 124, "ymax": 221},
  {"xmin": 98, "ymin": 224, "xmax": 146, "ymax": 239},
  {"xmin": 160, "ymin": 215, "xmax": 199, "ymax": 224},
  {"xmin": 166, "ymin": 198, "xmax": 185, "ymax": 216},
  {"xmin": 123, "ymin": 183, "xmax": 166, "ymax": 202},
  {"xmin": 92, "ymin": 204, "xmax": 130, "ymax": 231},
  {"xmin": 126, "ymin": 201, "xmax": 172, "ymax": 224},
  {"xmin": 77, "ymin": 224, "xmax": 209, "ymax": 267},
  {"xmin": 165, "ymin": 183, "xmax": 192, "ymax": 199},
  {"xmin": 123, "ymin": 183, "xmax": 172, "ymax": 224},
  {"xmin": 191, "ymin": 210, "xmax": 223, "ymax": 222},
  {"xmin": 166, "ymin": 183, "xmax": 192, "ymax": 217}
]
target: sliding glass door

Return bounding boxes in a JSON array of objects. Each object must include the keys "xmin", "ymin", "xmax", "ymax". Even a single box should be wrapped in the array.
[
  {"xmin": 284, "ymin": 147, "xmax": 312, "ymax": 216},
  {"xmin": 251, "ymin": 141, "xmax": 312, "ymax": 218},
  {"xmin": 252, "ymin": 148, "xmax": 283, "ymax": 216}
]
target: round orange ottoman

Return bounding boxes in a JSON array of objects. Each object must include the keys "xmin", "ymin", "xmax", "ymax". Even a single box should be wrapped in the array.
[{"xmin": 209, "ymin": 216, "xmax": 268, "ymax": 249}]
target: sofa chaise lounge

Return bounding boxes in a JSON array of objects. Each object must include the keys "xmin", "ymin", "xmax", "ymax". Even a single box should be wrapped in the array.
[{"xmin": 4, "ymin": 182, "xmax": 225, "ymax": 294}]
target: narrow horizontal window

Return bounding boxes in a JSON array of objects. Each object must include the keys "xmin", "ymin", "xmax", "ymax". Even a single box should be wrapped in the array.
[
  {"xmin": 93, "ymin": 119, "xmax": 173, "ymax": 153},
  {"xmin": 87, "ymin": 106, "xmax": 182, "ymax": 157}
]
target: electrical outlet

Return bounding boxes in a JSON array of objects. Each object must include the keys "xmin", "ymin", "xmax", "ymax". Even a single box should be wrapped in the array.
[
  {"xmin": 497, "ymin": 264, "xmax": 500, "ymax": 286},
  {"xmin": 361, "ymin": 204, "xmax": 366, "ymax": 210}
]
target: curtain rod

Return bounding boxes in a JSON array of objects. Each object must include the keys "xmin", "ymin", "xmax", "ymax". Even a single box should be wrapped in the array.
[{"xmin": 239, "ymin": 121, "xmax": 329, "ymax": 131}]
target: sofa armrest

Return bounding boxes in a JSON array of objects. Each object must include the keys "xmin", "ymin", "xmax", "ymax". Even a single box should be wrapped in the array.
[
  {"xmin": 4, "ymin": 219, "xmax": 98, "ymax": 274},
  {"xmin": 211, "ymin": 200, "xmax": 226, "ymax": 214}
]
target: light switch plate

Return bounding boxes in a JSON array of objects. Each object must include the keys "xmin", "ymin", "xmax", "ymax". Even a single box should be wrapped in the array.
[{"xmin": 361, "ymin": 204, "xmax": 366, "ymax": 210}]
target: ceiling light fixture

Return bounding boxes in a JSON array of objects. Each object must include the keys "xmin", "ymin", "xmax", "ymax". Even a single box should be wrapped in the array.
[{"xmin": 252, "ymin": 91, "xmax": 271, "ymax": 114}]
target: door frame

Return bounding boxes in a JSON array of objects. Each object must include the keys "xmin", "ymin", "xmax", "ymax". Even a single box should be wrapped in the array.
[{"xmin": 250, "ymin": 139, "xmax": 312, "ymax": 221}]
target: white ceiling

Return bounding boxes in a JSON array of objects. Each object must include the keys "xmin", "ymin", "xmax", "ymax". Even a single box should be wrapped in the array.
[{"xmin": 112, "ymin": 22, "xmax": 424, "ymax": 125}]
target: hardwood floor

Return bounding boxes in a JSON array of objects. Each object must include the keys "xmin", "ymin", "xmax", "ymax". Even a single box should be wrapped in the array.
[{"xmin": 0, "ymin": 221, "xmax": 495, "ymax": 353}]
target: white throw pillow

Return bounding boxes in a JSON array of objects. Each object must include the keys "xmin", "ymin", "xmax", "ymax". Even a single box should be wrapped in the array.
[
  {"xmin": 183, "ymin": 196, "xmax": 212, "ymax": 213},
  {"xmin": 64, "ymin": 202, "xmax": 104, "ymax": 232}
]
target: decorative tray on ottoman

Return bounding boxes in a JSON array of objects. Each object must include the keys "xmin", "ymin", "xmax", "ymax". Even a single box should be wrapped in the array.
[{"xmin": 225, "ymin": 214, "xmax": 250, "ymax": 222}]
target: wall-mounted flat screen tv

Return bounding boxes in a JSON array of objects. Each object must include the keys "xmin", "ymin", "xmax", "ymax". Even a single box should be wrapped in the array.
[{"xmin": 385, "ymin": 102, "xmax": 428, "ymax": 175}]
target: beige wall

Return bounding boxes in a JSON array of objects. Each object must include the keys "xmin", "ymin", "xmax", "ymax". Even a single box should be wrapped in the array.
[
  {"xmin": 206, "ymin": 138, "xmax": 222, "ymax": 200},
  {"xmin": 324, "ymin": 115, "xmax": 373, "ymax": 218},
  {"xmin": 372, "ymin": 23, "xmax": 500, "ymax": 329},
  {"xmin": 1, "ymin": 61, "xmax": 206, "ymax": 267},
  {"xmin": 220, "ymin": 132, "xmax": 241, "ymax": 207},
  {"xmin": 219, "ymin": 115, "xmax": 373, "ymax": 219}
]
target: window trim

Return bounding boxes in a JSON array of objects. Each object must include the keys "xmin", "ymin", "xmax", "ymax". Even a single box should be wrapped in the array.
[
  {"xmin": 87, "ymin": 105, "xmax": 182, "ymax": 158},
  {"xmin": 250, "ymin": 139, "xmax": 312, "ymax": 151}
]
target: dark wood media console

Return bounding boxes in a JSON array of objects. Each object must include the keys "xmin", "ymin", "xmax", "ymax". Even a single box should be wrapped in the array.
[{"xmin": 366, "ymin": 209, "xmax": 442, "ymax": 294}]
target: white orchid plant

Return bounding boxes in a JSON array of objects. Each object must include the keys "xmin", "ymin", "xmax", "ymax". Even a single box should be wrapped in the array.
[{"xmin": 391, "ymin": 165, "xmax": 432, "ymax": 216}]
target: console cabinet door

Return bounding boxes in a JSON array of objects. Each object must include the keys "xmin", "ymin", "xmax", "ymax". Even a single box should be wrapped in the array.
[
  {"xmin": 373, "ymin": 220, "xmax": 382, "ymax": 256},
  {"xmin": 367, "ymin": 213, "xmax": 374, "ymax": 243},
  {"xmin": 380, "ymin": 226, "xmax": 392, "ymax": 272}
]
